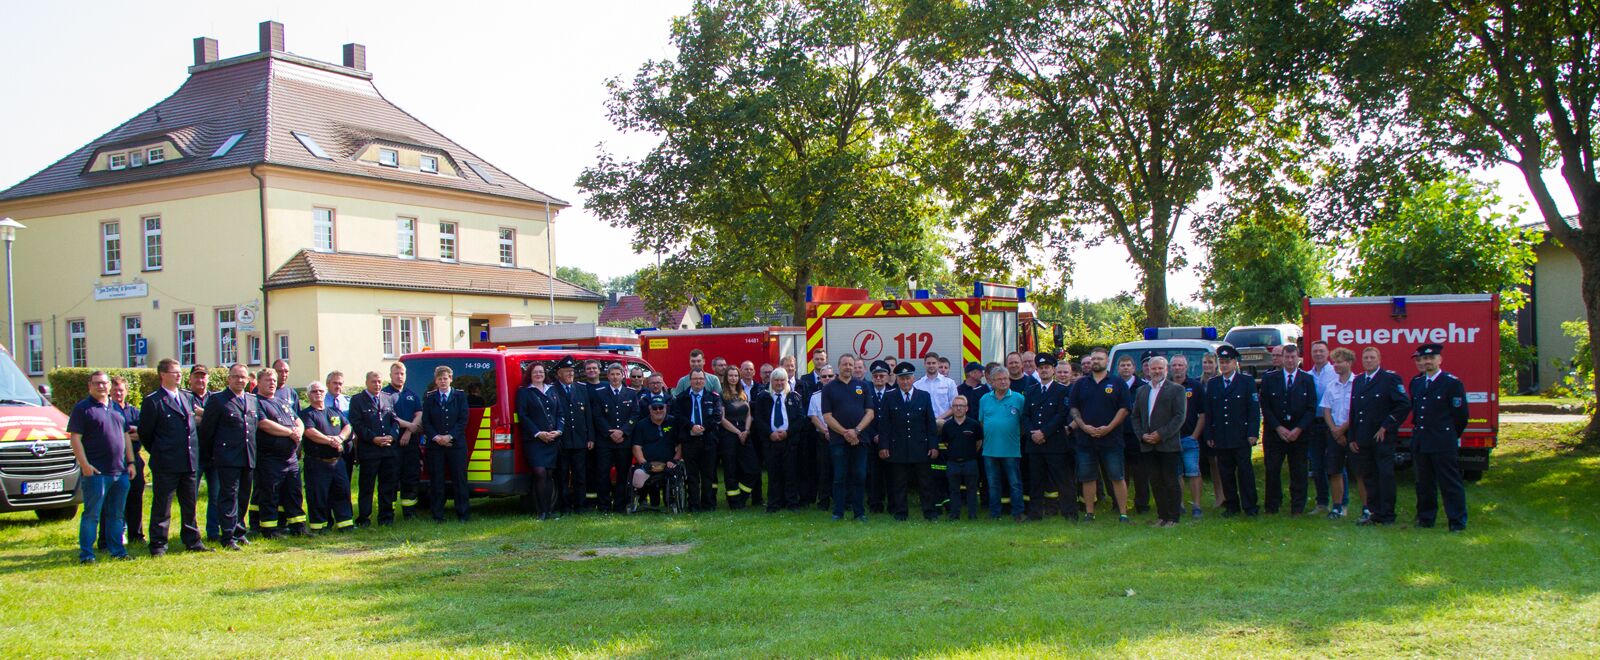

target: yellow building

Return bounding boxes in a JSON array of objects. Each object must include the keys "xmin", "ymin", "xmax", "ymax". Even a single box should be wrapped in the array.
[{"xmin": 0, "ymin": 22, "xmax": 603, "ymax": 385}]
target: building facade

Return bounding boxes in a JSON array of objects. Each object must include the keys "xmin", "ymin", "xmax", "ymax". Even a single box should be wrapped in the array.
[
  {"xmin": 0, "ymin": 22, "xmax": 602, "ymax": 384},
  {"xmin": 1518, "ymin": 216, "xmax": 1586, "ymax": 391}
]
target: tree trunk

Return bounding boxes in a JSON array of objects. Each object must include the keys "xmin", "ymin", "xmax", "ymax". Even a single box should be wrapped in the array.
[
  {"xmin": 1574, "ymin": 217, "xmax": 1600, "ymax": 447},
  {"xmin": 1143, "ymin": 266, "xmax": 1170, "ymax": 328},
  {"xmin": 790, "ymin": 273, "xmax": 811, "ymax": 327}
]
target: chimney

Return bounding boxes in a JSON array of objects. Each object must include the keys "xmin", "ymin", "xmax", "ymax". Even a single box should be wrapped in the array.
[
  {"xmin": 193, "ymin": 37, "xmax": 218, "ymax": 66},
  {"xmin": 259, "ymin": 20, "xmax": 284, "ymax": 52},
  {"xmin": 342, "ymin": 43, "xmax": 366, "ymax": 71}
]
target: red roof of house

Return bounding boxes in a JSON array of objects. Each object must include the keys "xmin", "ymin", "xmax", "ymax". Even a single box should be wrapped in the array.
[
  {"xmin": 599, "ymin": 295, "xmax": 690, "ymax": 327},
  {"xmin": 265, "ymin": 249, "xmax": 602, "ymax": 301}
]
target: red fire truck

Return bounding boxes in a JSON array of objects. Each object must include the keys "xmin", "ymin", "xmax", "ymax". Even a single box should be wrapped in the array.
[
  {"xmin": 805, "ymin": 282, "xmax": 1024, "ymax": 373},
  {"xmin": 474, "ymin": 323, "xmax": 642, "ymax": 355},
  {"xmin": 1302, "ymin": 294, "xmax": 1500, "ymax": 480},
  {"xmin": 640, "ymin": 326, "xmax": 805, "ymax": 386}
]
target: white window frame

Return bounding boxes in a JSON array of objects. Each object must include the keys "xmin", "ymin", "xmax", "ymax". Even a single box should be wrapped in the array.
[
  {"xmin": 378, "ymin": 148, "xmax": 399, "ymax": 167},
  {"xmin": 247, "ymin": 334, "xmax": 262, "ymax": 366},
  {"xmin": 397, "ymin": 217, "xmax": 417, "ymax": 259},
  {"xmin": 123, "ymin": 315, "xmax": 145, "ymax": 368},
  {"xmin": 108, "ymin": 153, "xmax": 127, "ymax": 170},
  {"xmin": 276, "ymin": 333, "xmax": 290, "ymax": 362},
  {"xmin": 382, "ymin": 315, "xmax": 433, "ymax": 358},
  {"xmin": 67, "ymin": 319, "xmax": 87, "ymax": 368},
  {"xmin": 381, "ymin": 317, "xmax": 395, "ymax": 358},
  {"xmin": 439, "ymin": 221, "xmax": 457, "ymax": 262},
  {"xmin": 23, "ymin": 322, "xmax": 43, "ymax": 375},
  {"xmin": 498, "ymin": 227, "xmax": 515, "ymax": 267},
  {"xmin": 420, "ymin": 318, "xmax": 433, "ymax": 350},
  {"xmin": 175, "ymin": 311, "xmax": 196, "ymax": 367},
  {"xmin": 147, "ymin": 147, "xmax": 165, "ymax": 164},
  {"xmin": 419, "ymin": 155, "xmax": 438, "ymax": 174},
  {"xmin": 129, "ymin": 150, "xmax": 144, "ymax": 168},
  {"xmin": 217, "ymin": 308, "xmax": 238, "ymax": 365},
  {"xmin": 142, "ymin": 215, "xmax": 162, "ymax": 271},
  {"xmin": 101, "ymin": 220, "xmax": 121, "ymax": 275},
  {"xmin": 312, "ymin": 207, "xmax": 336, "ymax": 252}
]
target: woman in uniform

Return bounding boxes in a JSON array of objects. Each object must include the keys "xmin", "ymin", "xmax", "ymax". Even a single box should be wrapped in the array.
[
  {"xmin": 719, "ymin": 367, "xmax": 758, "ymax": 509},
  {"xmin": 517, "ymin": 363, "xmax": 564, "ymax": 520}
]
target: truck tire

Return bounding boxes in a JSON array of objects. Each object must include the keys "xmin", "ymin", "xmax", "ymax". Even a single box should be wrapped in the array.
[
  {"xmin": 1463, "ymin": 469, "xmax": 1483, "ymax": 483},
  {"xmin": 35, "ymin": 505, "xmax": 78, "ymax": 522}
]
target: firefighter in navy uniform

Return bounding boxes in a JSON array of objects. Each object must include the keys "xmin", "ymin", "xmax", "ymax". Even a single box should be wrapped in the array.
[
  {"xmin": 198, "ymin": 364, "xmax": 260, "ymax": 550},
  {"xmin": 383, "ymin": 362, "xmax": 425, "ymax": 520},
  {"xmin": 350, "ymin": 371, "xmax": 402, "ymax": 527},
  {"xmin": 253, "ymin": 369, "xmax": 306, "ymax": 538},
  {"xmin": 1024, "ymin": 353, "xmax": 1075, "ymax": 521},
  {"xmin": 550, "ymin": 356, "xmax": 597, "ymax": 515},
  {"xmin": 1407, "ymin": 343, "xmax": 1470, "ymax": 532},
  {"xmin": 592, "ymin": 364, "xmax": 639, "ymax": 513},
  {"xmin": 672, "ymin": 368, "xmax": 724, "ymax": 511},
  {"xmin": 1348, "ymin": 346, "xmax": 1411, "ymax": 526},
  {"xmin": 422, "ymin": 366, "xmax": 472, "ymax": 523},
  {"xmin": 300, "ymin": 381, "xmax": 354, "ymax": 534},
  {"xmin": 1202, "ymin": 345, "xmax": 1261, "ymax": 517},
  {"xmin": 878, "ymin": 361, "xmax": 941, "ymax": 521},
  {"xmin": 865, "ymin": 360, "xmax": 892, "ymax": 513}
]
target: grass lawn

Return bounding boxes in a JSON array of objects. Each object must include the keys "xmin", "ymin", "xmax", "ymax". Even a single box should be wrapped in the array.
[
  {"xmin": 4, "ymin": 424, "xmax": 1599, "ymax": 657},
  {"xmin": 1502, "ymin": 394, "xmax": 1590, "ymax": 407}
]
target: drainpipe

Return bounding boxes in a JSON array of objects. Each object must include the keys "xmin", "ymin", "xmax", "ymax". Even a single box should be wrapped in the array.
[
  {"xmin": 250, "ymin": 165, "xmax": 270, "ymax": 363},
  {"xmin": 545, "ymin": 199, "xmax": 555, "ymax": 323}
]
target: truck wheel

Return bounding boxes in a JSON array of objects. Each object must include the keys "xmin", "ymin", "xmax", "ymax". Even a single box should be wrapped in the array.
[
  {"xmin": 1463, "ymin": 470, "xmax": 1483, "ymax": 483},
  {"xmin": 35, "ymin": 505, "xmax": 78, "ymax": 522}
]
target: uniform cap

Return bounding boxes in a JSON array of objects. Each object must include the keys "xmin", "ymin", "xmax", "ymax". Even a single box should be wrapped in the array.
[
  {"xmin": 1035, "ymin": 353, "xmax": 1058, "ymax": 367},
  {"xmin": 647, "ymin": 394, "xmax": 670, "ymax": 408},
  {"xmin": 965, "ymin": 361, "xmax": 984, "ymax": 374},
  {"xmin": 555, "ymin": 355, "xmax": 578, "ymax": 371},
  {"xmin": 1215, "ymin": 345, "xmax": 1241, "ymax": 360},
  {"xmin": 1413, "ymin": 342, "xmax": 1444, "ymax": 358},
  {"xmin": 893, "ymin": 361, "xmax": 917, "ymax": 376},
  {"xmin": 871, "ymin": 360, "xmax": 891, "ymax": 374}
]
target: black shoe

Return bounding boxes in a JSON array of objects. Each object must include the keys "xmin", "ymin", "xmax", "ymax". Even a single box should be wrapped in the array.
[
  {"xmin": 129, "ymin": 535, "xmax": 147, "ymax": 544},
  {"xmin": 894, "ymin": 514, "xmax": 909, "ymax": 521},
  {"xmin": 434, "ymin": 517, "xmax": 448, "ymax": 523},
  {"xmin": 457, "ymin": 515, "xmax": 470, "ymax": 523},
  {"xmin": 1221, "ymin": 510, "xmax": 1238, "ymax": 518},
  {"xmin": 1415, "ymin": 521, "xmax": 1435, "ymax": 529},
  {"xmin": 80, "ymin": 557, "xmax": 96, "ymax": 564},
  {"xmin": 1265, "ymin": 508, "xmax": 1279, "ymax": 515},
  {"xmin": 1082, "ymin": 513, "xmax": 1096, "ymax": 522},
  {"xmin": 149, "ymin": 548, "xmax": 167, "ymax": 558},
  {"xmin": 1449, "ymin": 525, "xmax": 1466, "ymax": 533},
  {"xmin": 221, "ymin": 543, "xmax": 242, "ymax": 551},
  {"xmin": 186, "ymin": 544, "xmax": 215, "ymax": 553}
]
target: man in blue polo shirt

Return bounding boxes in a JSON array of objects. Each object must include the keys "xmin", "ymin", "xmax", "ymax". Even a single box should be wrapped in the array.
[
  {"xmin": 383, "ymin": 362, "xmax": 425, "ymax": 519},
  {"xmin": 68, "ymin": 370, "xmax": 135, "ymax": 563},
  {"xmin": 1068, "ymin": 347, "xmax": 1132, "ymax": 523},
  {"xmin": 821, "ymin": 353, "xmax": 875, "ymax": 521}
]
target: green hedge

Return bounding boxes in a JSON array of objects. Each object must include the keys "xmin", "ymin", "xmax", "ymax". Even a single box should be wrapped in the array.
[{"xmin": 46, "ymin": 367, "xmax": 233, "ymax": 414}]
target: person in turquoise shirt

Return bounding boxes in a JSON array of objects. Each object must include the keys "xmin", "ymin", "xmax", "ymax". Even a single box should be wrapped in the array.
[{"xmin": 978, "ymin": 366, "xmax": 1026, "ymax": 520}]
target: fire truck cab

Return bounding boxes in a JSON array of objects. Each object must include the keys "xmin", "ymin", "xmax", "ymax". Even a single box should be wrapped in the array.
[{"xmin": 804, "ymin": 282, "xmax": 1024, "ymax": 374}]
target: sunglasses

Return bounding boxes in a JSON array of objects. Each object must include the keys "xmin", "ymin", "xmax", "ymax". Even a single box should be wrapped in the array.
[{"xmin": 821, "ymin": 374, "xmax": 836, "ymax": 380}]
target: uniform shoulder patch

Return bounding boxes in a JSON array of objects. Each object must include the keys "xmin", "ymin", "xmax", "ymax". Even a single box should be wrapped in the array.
[
  {"xmin": 1397, "ymin": 383, "xmax": 1406, "ymax": 394},
  {"xmin": 1451, "ymin": 397, "xmax": 1463, "ymax": 408}
]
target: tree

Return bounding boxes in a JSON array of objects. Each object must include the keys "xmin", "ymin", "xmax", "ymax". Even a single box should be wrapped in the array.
[
  {"xmin": 1199, "ymin": 208, "xmax": 1330, "ymax": 326},
  {"xmin": 555, "ymin": 266, "xmax": 606, "ymax": 295},
  {"xmin": 578, "ymin": 0, "xmax": 949, "ymax": 322},
  {"xmin": 931, "ymin": 0, "xmax": 1286, "ymax": 327}
]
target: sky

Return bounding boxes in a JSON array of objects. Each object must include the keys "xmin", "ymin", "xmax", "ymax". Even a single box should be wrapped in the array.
[{"xmin": 0, "ymin": 1, "xmax": 1579, "ymax": 305}]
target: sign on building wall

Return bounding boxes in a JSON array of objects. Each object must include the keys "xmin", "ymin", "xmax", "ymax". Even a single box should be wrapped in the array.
[
  {"xmin": 238, "ymin": 302, "xmax": 259, "ymax": 332},
  {"xmin": 93, "ymin": 282, "xmax": 148, "ymax": 301}
]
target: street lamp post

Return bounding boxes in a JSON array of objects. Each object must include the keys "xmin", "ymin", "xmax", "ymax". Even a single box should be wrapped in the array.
[{"xmin": 0, "ymin": 217, "xmax": 25, "ymax": 353}]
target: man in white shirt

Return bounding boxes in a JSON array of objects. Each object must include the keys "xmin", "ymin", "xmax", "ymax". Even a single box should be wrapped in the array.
[
  {"xmin": 1318, "ymin": 347, "xmax": 1358, "ymax": 519},
  {"xmin": 914, "ymin": 353, "xmax": 958, "ymax": 422},
  {"xmin": 1306, "ymin": 340, "xmax": 1341, "ymax": 512}
]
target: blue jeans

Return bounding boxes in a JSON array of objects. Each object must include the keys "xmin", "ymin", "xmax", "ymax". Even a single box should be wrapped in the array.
[
  {"xmin": 1180, "ymin": 437, "xmax": 1201, "ymax": 477},
  {"xmin": 1075, "ymin": 446, "xmax": 1125, "ymax": 483},
  {"xmin": 984, "ymin": 457, "xmax": 1023, "ymax": 517},
  {"xmin": 80, "ymin": 473, "xmax": 130, "ymax": 561},
  {"xmin": 829, "ymin": 443, "xmax": 869, "ymax": 518},
  {"xmin": 204, "ymin": 467, "xmax": 221, "ymax": 540}
]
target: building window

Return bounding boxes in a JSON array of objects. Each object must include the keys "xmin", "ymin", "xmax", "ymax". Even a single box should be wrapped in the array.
[
  {"xmin": 420, "ymin": 318, "xmax": 433, "ymax": 350},
  {"xmin": 382, "ymin": 315, "xmax": 433, "ymax": 358},
  {"xmin": 129, "ymin": 150, "xmax": 144, "ymax": 168},
  {"xmin": 498, "ymin": 228, "xmax": 515, "ymax": 267},
  {"xmin": 276, "ymin": 333, "xmax": 290, "ymax": 362},
  {"xmin": 217, "ymin": 308, "xmax": 237, "ymax": 365},
  {"xmin": 24, "ymin": 322, "xmax": 43, "ymax": 375},
  {"xmin": 123, "ymin": 315, "xmax": 145, "ymax": 368},
  {"xmin": 397, "ymin": 217, "xmax": 416, "ymax": 259},
  {"xmin": 67, "ymin": 319, "xmax": 87, "ymax": 368},
  {"xmin": 247, "ymin": 335, "xmax": 262, "ymax": 366},
  {"xmin": 381, "ymin": 317, "xmax": 395, "ymax": 358},
  {"xmin": 399, "ymin": 317, "xmax": 415, "ymax": 355},
  {"xmin": 109, "ymin": 153, "xmax": 128, "ymax": 170},
  {"xmin": 420, "ymin": 155, "xmax": 438, "ymax": 174},
  {"xmin": 439, "ymin": 222, "xmax": 457, "ymax": 262},
  {"xmin": 101, "ymin": 221, "xmax": 121, "ymax": 274},
  {"xmin": 147, "ymin": 147, "xmax": 165, "ymax": 164},
  {"xmin": 313, "ymin": 207, "xmax": 335, "ymax": 252},
  {"xmin": 378, "ymin": 148, "xmax": 399, "ymax": 167},
  {"xmin": 175, "ymin": 312, "xmax": 196, "ymax": 367},
  {"xmin": 142, "ymin": 216, "xmax": 162, "ymax": 271}
]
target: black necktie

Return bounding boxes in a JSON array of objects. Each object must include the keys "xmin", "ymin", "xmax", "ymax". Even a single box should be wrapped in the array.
[
  {"xmin": 774, "ymin": 395, "xmax": 786, "ymax": 429},
  {"xmin": 692, "ymin": 393, "xmax": 701, "ymax": 425}
]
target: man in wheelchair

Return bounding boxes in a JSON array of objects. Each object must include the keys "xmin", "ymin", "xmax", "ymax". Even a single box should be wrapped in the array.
[{"xmin": 628, "ymin": 394, "xmax": 686, "ymax": 513}]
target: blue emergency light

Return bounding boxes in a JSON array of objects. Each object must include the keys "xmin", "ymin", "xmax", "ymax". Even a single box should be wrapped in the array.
[
  {"xmin": 1391, "ymin": 296, "xmax": 1407, "ymax": 319},
  {"xmin": 701, "ymin": 313, "xmax": 713, "ymax": 328},
  {"xmin": 913, "ymin": 289, "xmax": 930, "ymax": 300}
]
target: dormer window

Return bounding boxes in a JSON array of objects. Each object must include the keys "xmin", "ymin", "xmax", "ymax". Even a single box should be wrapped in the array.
[
  {"xmin": 109, "ymin": 154, "xmax": 128, "ymax": 170},
  {"xmin": 420, "ymin": 155, "xmax": 438, "ymax": 174},
  {"xmin": 147, "ymin": 147, "xmax": 165, "ymax": 164},
  {"xmin": 129, "ymin": 150, "xmax": 144, "ymax": 168},
  {"xmin": 378, "ymin": 148, "xmax": 399, "ymax": 167}
]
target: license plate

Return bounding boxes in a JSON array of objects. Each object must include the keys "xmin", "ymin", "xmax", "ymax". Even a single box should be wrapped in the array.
[{"xmin": 22, "ymin": 479, "xmax": 64, "ymax": 494}]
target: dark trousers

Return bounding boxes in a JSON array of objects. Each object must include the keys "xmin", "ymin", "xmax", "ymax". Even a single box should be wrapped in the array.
[
  {"xmin": 303, "ymin": 458, "xmax": 353, "ymax": 530},
  {"xmin": 683, "ymin": 439, "xmax": 719, "ymax": 511},
  {"xmin": 117, "ymin": 446, "xmax": 146, "ymax": 542},
  {"xmin": 1026, "ymin": 452, "xmax": 1075, "ymax": 519},
  {"xmin": 1126, "ymin": 443, "xmax": 1151, "ymax": 513},
  {"xmin": 204, "ymin": 467, "xmax": 221, "ymax": 541},
  {"xmin": 397, "ymin": 439, "xmax": 423, "ymax": 514},
  {"xmin": 213, "ymin": 466, "xmax": 253, "ymax": 545},
  {"xmin": 254, "ymin": 456, "xmax": 304, "ymax": 533},
  {"xmin": 946, "ymin": 459, "xmax": 980, "ymax": 519},
  {"xmin": 557, "ymin": 447, "xmax": 588, "ymax": 513},
  {"xmin": 1215, "ymin": 445, "xmax": 1259, "ymax": 515},
  {"xmin": 719, "ymin": 434, "xmax": 760, "ymax": 508},
  {"xmin": 426, "ymin": 445, "xmax": 470, "ymax": 521},
  {"xmin": 595, "ymin": 443, "xmax": 633, "ymax": 512},
  {"xmin": 1263, "ymin": 437, "xmax": 1309, "ymax": 513},
  {"xmin": 887, "ymin": 461, "xmax": 939, "ymax": 520},
  {"xmin": 148, "ymin": 470, "xmax": 201, "ymax": 551},
  {"xmin": 357, "ymin": 454, "xmax": 398, "ymax": 524},
  {"xmin": 1307, "ymin": 421, "xmax": 1331, "ymax": 506},
  {"xmin": 814, "ymin": 433, "xmax": 833, "ymax": 507},
  {"xmin": 866, "ymin": 450, "xmax": 888, "ymax": 512},
  {"xmin": 1414, "ymin": 449, "xmax": 1467, "ymax": 529},
  {"xmin": 1354, "ymin": 440, "xmax": 1397, "ymax": 522},
  {"xmin": 1147, "ymin": 450, "xmax": 1184, "ymax": 523},
  {"xmin": 830, "ymin": 442, "xmax": 869, "ymax": 517},
  {"xmin": 795, "ymin": 431, "xmax": 818, "ymax": 505},
  {"xmin": 765, "ymin": 437, "xmax": 799, "ymax": 511}
]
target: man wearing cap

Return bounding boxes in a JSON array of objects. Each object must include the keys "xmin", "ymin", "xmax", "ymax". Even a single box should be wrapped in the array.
[
  {"xmin": 957, "ymin": 362, "xmax": 992, "ymax": 411},
  {"xmin": 1024, "ymin": 353, "xmax": 1074, "ymax": 521},
  {"xmin": 864, "ymin": 359, "xmax": 893, "ymax": 513},
  {"xmin": 878, "ymin": 361, "xmax": 940, "ymax": 521},
  {"xmin": 629, "ymin": 393, "xmax": 682, "ymax": 509},
  {"xmin": 1259, "ymin": 344, "xmax": 1318, "ymax": 515},
  {"xmin": 1408, "ymin": 343, "xmax": 1469, "ymax": 531},
  {"xmin": 551, "ymin": 355, "xmax": 597, "ymax": 514},
  {"xmin": 672, "ymin": 368, "xmax": 723, "ymax": 511},
  {"xmin": 1349, "ymin": 346, "xmax": 1411, "ymax": 525},
  {"xmin": 593, "ymin": 363, "xmax": 640, "ymax": 513},
  {"xmin": 1203, "ymin": 345, "xmax": 1261, "ymax": 517}
]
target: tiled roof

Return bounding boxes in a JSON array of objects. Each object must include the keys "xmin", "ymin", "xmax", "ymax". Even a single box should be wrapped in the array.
[
  {"xmin": 265, "ymin": 249, "xmax": 603, "ymax": 301},
  {"xmin": 1, "ymin": 49, "xmax": 566, "ymax": 206},
  {"xmin": 599, "ymin": 295, "xmax": 690, "ymax": 327}
]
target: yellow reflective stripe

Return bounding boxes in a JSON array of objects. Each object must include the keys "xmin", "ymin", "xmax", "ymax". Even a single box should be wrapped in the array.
[
  {"xmin": 308, "ymin": 522, "xmax": 328, "ymax": 530},
  {"xmin": 468, "ymin": 460, "xmax": 491, "ymax": 472},
  {"xmin": 471, "ymin": 450, "xmax": 491, "ymax": 461},
  {"xmin": 247, "ymin": 504, "xmax": 260, "ymax": 511},
  {"xmin": 930, "ymin": 464, "xmax": 947, "ymax": 471},
  {"xmin": 335, "ymin": 519, "xmax": 355, "ymax": 528},
  {"xmin": 1044, "ymin": 492, "xmax": 1059, "ymax": 498},
  {"xmin": 259, "ymin": 519, "xmax": 278, "ymax": 528},
  {"xmin": 738, "ymin": 484, "xmax": 753, "ymax": 493},
  {"xmin": 398, "ymin": 499, "xmax": 418, "ymax": 507},
  {"xmin": 727, "ymin": 489, "xmax": 742, "ymax": 496},
  {"xmin": 467, "ymin": 471, "xmax": 491, "ymax": 481},
  {"xmin": 584, "ymin": 492, "xmax": 598, "ymax": 499},
  {"xmin": 1000, "ymin": 498, "xmax": 1010, "ymax": 504},
  {"xmin": 0, "ymin": 428, "xmax": 19, "ymax": 442},
  {"xmin": 285, "ymin": 515, "xmax": 308, "ymax": 524}
]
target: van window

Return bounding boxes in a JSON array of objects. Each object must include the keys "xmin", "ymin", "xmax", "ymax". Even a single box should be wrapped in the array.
[
  {"xmin": 399, "ymin": 357, "xmax": 498, "ymax": 408},
  {"xmin": 1108, "ymin": 347, "xmax": 1210, "ymax": 382},
  {"xmin": 0, "ymin": 349, "xmax": 43, "ymax": 406},
  {"xmin": 514, "ymin": 357, "xmax": 640, "ymax": 387},
  {"xmin": 1223, "ymin": 328, "xmax": 1283, "ymax": 348}
]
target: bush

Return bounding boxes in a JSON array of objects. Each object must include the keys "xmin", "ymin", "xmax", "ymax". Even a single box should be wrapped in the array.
[{"xmin": 46, "ymin": 368, "xmax": 160, "ymax": 414}]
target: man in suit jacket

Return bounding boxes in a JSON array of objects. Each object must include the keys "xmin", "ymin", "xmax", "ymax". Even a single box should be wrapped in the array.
[
  {"xmin": 591, "ymin": 363, "xmax": 639, "ymax": 513},
  {"xmin": 672, "ymin": 368, "xmax": 724, "ymax": 511},
  {"xmin": 349, "ymin": 371, "xmax": 400, "ymax": 526},
  {"xmin": 1259, "ymin": 343, "xmax": 1319, "ymax": 515},
  {"xmin": 550, "ymin": 356, "xmax": 596, "ymax": 514},
  {"xmin": 1117, "ymin": 354, "xmax": 1154, "ymax": 514},
  {"xmin": 1407, "ymin": 343, "xmax": 1470, "ymax": 532},
  {"xmin": 141, "ymin": 358, "xmax": 210, "ymax": 555},
  {"xmin": 422, "ymin": 366, "xmax": 472, "ymax": 523},
  {"xmin": 198, "ymin": 364, "xmax": 259, "ymax": 550},
  {"xmin": 1024, "ymin": 354, "xmax": 1074, "ymax": 521},
  {"xmin": 1348, "ymin": 346, "xmax": 1412, "ymax": 525},
  {"xmin": 1133, "ymin": 356, "xmax": 1187, "ymax": 526},
  {"xmin": 878, "ymin": 362, "xmax": 940, "ymax": 521},
  {"xmin": 755, "ymin": 368, "xmax": 806, "ymax": 512},
  {"xmin": 1203, "ymin": 346, "xmax": 1261, "ymax": 517}
]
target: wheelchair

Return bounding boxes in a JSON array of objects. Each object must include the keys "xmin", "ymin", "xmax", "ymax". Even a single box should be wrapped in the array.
[{"xmin": 626, "ymin": 461, "xmax": 687, "ymax": 515}]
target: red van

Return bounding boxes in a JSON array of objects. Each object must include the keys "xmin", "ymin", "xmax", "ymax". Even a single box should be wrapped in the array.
[{"xmin": 397, "ymin": 347, "xmax": 654, "ymax": 498}]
